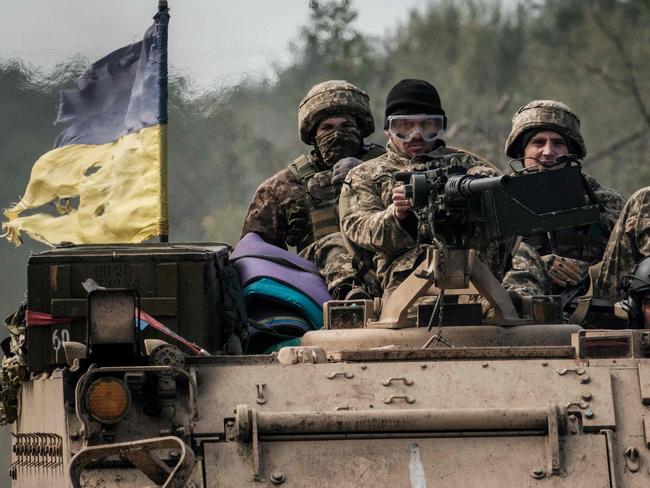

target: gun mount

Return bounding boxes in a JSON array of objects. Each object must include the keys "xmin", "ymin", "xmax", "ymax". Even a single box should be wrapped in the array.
[{"xmin": 372, "ymin": 165, "xmax": 601, "ymax": 327}]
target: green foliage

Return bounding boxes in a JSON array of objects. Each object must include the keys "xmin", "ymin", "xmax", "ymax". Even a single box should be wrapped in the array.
[
  {"xmin": 0, "ymin": 0, "xmax": 648, "ymax": 470},
  {"xmin": 201, "ymin": 205, "xmax": 250, "ymax": 244},
  {"xmin": 1, "ymin": 0, "xmax": 649, "ymax": 308},
  {"xmin": 298, "ymin": 0, "xmax": 376, "ymax": 79}
]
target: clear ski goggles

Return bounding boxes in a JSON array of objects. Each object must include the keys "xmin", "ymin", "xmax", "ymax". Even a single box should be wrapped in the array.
[{"xmin": 387, "ymin": 114, "xmax": 446, "ymax": 142}]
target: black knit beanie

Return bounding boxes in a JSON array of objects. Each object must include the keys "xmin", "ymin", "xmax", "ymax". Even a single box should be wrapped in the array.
[{"xmin": 384, "ymin": 79, "xmax": 446, "ymax": 129}]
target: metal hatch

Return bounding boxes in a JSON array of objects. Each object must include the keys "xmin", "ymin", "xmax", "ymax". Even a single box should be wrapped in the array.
[{"xmin": 195, "ymin": 359, "xmax": 617, "ymax": 487}]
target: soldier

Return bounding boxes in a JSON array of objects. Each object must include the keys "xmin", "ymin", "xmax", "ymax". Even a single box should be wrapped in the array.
[
  {"xmin": 502, "ymin": 100, "xmax": 626, "ymax": 300},
  {"xmin": 340, "ymin": 79, "xmax": 507, "ymax": 299},
  {"xmin": 241, "ymin": 80, "xmax": 385, "ymax": 299},
  {"xmin": 593, "ymin": 187, "xmax": 650, "ymax": 301}
]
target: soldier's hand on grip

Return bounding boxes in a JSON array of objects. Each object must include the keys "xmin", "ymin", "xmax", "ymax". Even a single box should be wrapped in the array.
[
  {"xmin": 467, "ymin": 165, "xmax": 500, "ymax": 178},
  {"xmin": 392, "ymin": 184, "xmax": 412, "ymax": 220},
  {"xmin": 542, "ymin": 254, "xmax": 588, "ymax": 288},
  {"xmin": 331, "ymin": 157, "xmax": 363, "ymax": 185}
]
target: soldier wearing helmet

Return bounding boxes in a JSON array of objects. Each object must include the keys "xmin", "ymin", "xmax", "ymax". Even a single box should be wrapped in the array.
[
  {"xmin": 503, "ymin": 100, "xmax": 625, "ymax": 304},
  {"xmin": 340, "ymin": 79, "xmax": 509, "ymax": 299},
  {"xmin": 241, "ymin": 80, "xmax": 384, "ymax": 299},
  {"xmin": 505, "ymin": 100, "xmax": 587, "ymax": 172}
]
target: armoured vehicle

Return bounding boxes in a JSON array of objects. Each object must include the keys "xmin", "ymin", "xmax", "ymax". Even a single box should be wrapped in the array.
[{"xmin": 5, "ymin": 165, "xmax": 650, "ymax": 487}]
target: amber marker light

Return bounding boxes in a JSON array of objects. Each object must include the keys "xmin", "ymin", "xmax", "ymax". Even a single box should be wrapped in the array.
[{"xmin": 85, "ymin": 377, "xmax": 131, "ymax": 424}]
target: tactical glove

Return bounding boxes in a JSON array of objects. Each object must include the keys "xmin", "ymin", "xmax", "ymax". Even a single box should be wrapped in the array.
[
  {"xmin": 331, "ymin": 157, "xmax": 363, "ymax": 185},
  {"xmin": 467, "ymin": 165, "xmax": 500, "ymax": 178},
  {"xmin": 542, "ymin": 254, "xmax": 588, "ymax": 288}
]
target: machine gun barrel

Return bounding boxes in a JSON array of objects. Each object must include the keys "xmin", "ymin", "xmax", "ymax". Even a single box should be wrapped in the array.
[
  {"xmin": 444, "ymin": 174, "xmax": 511, "ymax": 201},
  {"xmin": 403, "ymin": 171, "xmax": 510, "ymax": 208}
]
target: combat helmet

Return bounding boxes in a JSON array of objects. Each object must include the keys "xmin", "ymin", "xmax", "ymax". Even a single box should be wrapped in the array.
[
  {"xmin": 298, "ymin": 80, "xmax": 374, "ymax": 145},
  {"xmin": 620, "ymin": 256, "xmax": 650, "ymax": 328},
  {"xmin": 505, "ymin": 100, "xmax": 586, "ymax": 159}
]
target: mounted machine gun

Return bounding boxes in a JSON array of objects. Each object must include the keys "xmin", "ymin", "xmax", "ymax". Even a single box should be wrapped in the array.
[{"xmin": 371, "ymin": 163, "xmax": 600, "ymax": 328}]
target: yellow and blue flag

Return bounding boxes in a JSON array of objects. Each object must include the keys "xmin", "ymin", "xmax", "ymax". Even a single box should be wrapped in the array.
[{"xmin": 3, "ymin": 5, "xmax": 170, "ymax": 246}]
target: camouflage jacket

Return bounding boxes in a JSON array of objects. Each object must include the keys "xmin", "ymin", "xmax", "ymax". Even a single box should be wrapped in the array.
[
  {"xmin": 504, "ymin": 174, "xmax": 625, "ymax": 298},
  {"xmin": 502, "ymin": 242, "xmax": 551, "ymax": 297},
  {"xmin": 1, "ymin": 301, "xmax": 27, "ymax": 425},
  {"xmin": 241, "ymin": 144, "xmax": 384, "ymax": 253},
  {"xmin": 340, "ymin": 141, "xmax": 509, "ymax": 289},
  {"xmin": 521, "ymin": 173, "xmax": 625, "ymax": 265},
  {"xmin": 595, "ymin": 186, "xmax": 650, "ymax": 300}
]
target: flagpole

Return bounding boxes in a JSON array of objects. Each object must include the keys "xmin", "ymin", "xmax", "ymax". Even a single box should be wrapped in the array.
[{"xmin": 156, "ymin": 0, "xmax": 170, "ymax": 243}]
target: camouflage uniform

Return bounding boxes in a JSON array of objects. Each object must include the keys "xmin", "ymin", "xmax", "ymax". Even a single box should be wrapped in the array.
[
  {"xmin": 594, "ymin": 187, "xmax": 650, "ymax": 301},
  {"xmin": 0, "ymin": 300, "xmax": 27, "ymax": 425},
  {"xmin": 242, "ymin": 146, "xmax": 384, "ymax": 292},
  {"xmin": 504, "ymin": 174, "xmax": 626, "ymax": 296},
  {"xmin": 502, "ymin": 242, "xmax": 551, "ymax": 297},
  {"xmin": 242, "ymin": 80, "xmax": 385, "ymax": 295},
  {"xmin": 501, "ymin": 100, "xmax": 625, "ymax": 298},
  {"xmin": 341, "ymin": 140, "xmax": 512, "ymax": 297}
]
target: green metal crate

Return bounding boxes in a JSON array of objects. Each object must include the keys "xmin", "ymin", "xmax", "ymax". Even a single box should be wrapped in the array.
[{"xmin": 26, "ymin": 243, "xmax": 234, "ymax": 372}]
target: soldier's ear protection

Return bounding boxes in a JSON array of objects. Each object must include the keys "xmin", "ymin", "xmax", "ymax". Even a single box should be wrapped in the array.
[
  {"xmin": 620, "ymin": 295, "xmax": 641, "ymax": 328},
  {"xmin": 624, "ymin": 291, "xmax": 650, "ymax": 328},
  {"xmin": 619, "ymin": 274, "xmax": 638, "ymax": 327},
  {"xmin": 620, "ymin": 257, "xmax": 650, "ymax": 328}
]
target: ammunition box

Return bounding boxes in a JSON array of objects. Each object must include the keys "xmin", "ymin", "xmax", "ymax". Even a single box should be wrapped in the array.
[{"xmin": 26, "ymin": 243, "xmax": 233, "ymax": 372}]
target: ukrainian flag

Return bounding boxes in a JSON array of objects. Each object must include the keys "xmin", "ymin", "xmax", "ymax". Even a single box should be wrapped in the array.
[{"xmin": 3, "ymin": 4, "xmax": 170, "ymax": 246}]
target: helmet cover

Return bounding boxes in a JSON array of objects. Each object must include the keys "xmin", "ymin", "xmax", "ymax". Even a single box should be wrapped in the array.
[
  {"xmin": 505, "ymin": 100, "xmax": 586, "ymax": 159},
  {"xmin": 298, "ymin": 80, "xmax": 374, "ymax": 145}
]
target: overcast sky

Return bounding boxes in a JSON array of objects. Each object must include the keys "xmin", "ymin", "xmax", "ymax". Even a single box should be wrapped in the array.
[{"xmin": 0, "ymin": 0, "xmax": 431, "ymax": 89}]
